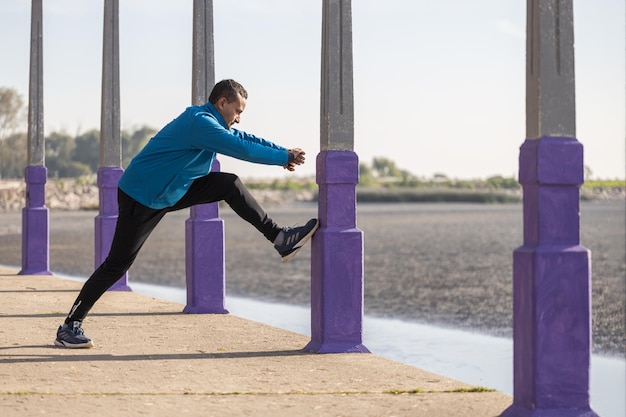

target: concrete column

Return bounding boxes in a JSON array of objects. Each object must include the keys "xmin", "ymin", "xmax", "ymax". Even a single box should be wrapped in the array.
[
  {"xmin": 304, "ymin": 0, "xmax": 368, "ymax": 354},
  {"xmin": 95, "ymin": 0, "xmax": 130, "ymax": 291},
  {"xmin": 502, "ymin": 1, "xmax": 598, "ymax": 416},
  {"xmin": 20, "ymin": 0, "xmax": 51, "ymax": 276},
  {"xmin": 183, "ymin": 0, "xmax": 227, "ymax": 314},
  {"xmin": 190, "ymin": 0, "xmax": 215, "ymax": 107}
]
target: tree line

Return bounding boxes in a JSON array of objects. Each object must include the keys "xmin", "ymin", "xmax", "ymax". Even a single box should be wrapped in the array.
[
  {"xmin": 358, "ymin": 156, "xmax": 520, "ymax": 190},
  {"xmin": 0, "ymin": 87, "xmax": 156, "ymax": 179}
]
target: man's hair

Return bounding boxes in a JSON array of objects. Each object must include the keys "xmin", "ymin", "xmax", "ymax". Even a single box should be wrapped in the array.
[{"xmin": 208, "ymin": 79, "xmax": 248, "ymax": 104}]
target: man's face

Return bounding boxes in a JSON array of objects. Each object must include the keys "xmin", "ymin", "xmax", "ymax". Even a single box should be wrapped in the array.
[{"xmin": 215, "ymin": 94, "xmax": 246, "ymax": 129}]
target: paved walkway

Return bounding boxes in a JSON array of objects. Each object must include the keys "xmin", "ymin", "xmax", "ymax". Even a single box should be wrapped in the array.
[{"xmin": 0, "ymin": 265, "xmax": 511, "ymax": 416}]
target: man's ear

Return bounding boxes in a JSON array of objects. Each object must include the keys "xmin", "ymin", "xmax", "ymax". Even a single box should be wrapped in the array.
[{"xmin": 215, "ymin": 96, "xmax": 227, "ymax": 110}]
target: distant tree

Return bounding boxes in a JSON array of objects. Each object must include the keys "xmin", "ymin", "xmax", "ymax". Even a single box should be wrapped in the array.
[
  {"xmin": 501, "ymin": 177, "xmax": 519, "ymax": 189},
  {"xmin": 359, "ymin": 157, "xmax": 421, "ymax": 186},
  {"xmin": 73, "ymin": 129, "xmax": 100, "ymax": 172},
  {"xmin": 359, "ymin": 162, "xmax": 372, "ymax": 177},
  {"xmin": 0, "ymin": 132, "xmax": 27, "ymax": 178},
  {"xmin": 0, "ymin": 87, "xmax": 25, "ymax": 141},
  {"xmin": 372, "ymin": 157, "xmax": 401, "ymax": 178},
  {"xmin": 46, "ymin": 132, "xmax": 73, "ymax": 159},
  {"xmin": 486, "ymin": 175, "xmax": 519, "ymax": 189},
  {"xmin": 46, "ymin": 131, "xmax": 73, "ymax": 178},
  {"xmin": 359, "ymin": 162, "xmax": 376, "ymax": 185},
  {"xmin": 0, "ymin": 117, "xmax": 158, "ymax": 178},
  {"xmin": 448, "ymin": 179, "xmax": 474, "ymax": 189},
  {"xmin": 45, "ymin": 132, "xmax": 90, "ymax": 178},
  {"xmin": 486, "ymin": 175, "xmax": 504, "ymax": 189},
  {"xmin": 399, "ymin": 169, "xmax": 419, "ymax": 186},
  {"xmin": 69, "ymin": 125, "xmax": 156, "ymax": 171}
]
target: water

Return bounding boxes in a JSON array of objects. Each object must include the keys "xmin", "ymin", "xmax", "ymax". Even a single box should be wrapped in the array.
[{"xmin": 126, "ymin": 280, "xmax": 625, "ymax": 417}]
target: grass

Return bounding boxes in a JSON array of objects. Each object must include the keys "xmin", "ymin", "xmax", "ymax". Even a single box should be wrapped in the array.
[
  {"xmin": 4, "ymin": 387, "xmax": 496, "ymax": 396},
  {"xmin": 384, "ymin": 386, "xmax": 496, "ymax": 394},
  {"xmin": 355, "ymin": 187, "xmax": 521, "ymax": 204}
]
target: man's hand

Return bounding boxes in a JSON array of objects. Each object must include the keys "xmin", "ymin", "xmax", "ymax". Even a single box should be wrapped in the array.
[{"xmin": 284, "ymin": 148, "xmax": 306, "ymax": 171}]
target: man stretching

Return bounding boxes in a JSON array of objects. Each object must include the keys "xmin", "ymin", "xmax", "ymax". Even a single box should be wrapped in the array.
[{"xmin": 55, "ymin": 79, "xmax": 318, "ymax": 348}]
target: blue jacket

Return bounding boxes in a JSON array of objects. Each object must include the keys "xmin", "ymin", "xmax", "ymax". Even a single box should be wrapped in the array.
[{"xmin": 118, "ymin": 102, "xmax": 289, "ymax": 209}]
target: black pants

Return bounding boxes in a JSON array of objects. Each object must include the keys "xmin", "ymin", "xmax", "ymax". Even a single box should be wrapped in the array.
[{"xmin": 65, "ymin": 172, "xmax": 281, "ymax": 323}]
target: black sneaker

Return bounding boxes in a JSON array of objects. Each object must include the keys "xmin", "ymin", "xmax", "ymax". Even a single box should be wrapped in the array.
[
  {"xmin": 54, "ymin": 321, "xmax": 94, "ymax": 348},
  {"xmin": 274, "ymin": 218, "xmax": 320, "ymax": 262}
]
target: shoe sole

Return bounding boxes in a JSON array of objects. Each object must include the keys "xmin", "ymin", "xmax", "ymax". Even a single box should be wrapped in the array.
[
  {"xmin": 281, "ymin": 220, "xmax": 320, "ymax": 263},
  {"xmin": 54, "ymin": 339, "xmax": 94, "ymax": 349}
]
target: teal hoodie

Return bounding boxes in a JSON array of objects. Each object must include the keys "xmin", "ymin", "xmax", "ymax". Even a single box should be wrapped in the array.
[{"xmin": 118, "ymin": 102, "xmax": 289, "ymax": 209}]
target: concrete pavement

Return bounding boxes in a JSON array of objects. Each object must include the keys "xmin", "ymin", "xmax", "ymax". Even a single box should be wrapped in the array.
[{"xmin": 0, "ymin": 265, "xmax": 511, "ymax": 416}]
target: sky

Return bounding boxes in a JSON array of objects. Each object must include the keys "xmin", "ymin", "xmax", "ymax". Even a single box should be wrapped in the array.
[{"xmin": 0, "ymin": 0, "xmax": 624, "ymax": 180}]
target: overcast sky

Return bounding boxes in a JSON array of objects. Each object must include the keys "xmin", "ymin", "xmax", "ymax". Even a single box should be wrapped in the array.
[{"xmin": 0, "ymin": 0, "xmax": 624, "ymax": 179}]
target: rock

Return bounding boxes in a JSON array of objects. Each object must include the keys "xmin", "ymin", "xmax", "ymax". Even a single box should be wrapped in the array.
[{"xmin": 0, "ymin": 178, "xmax": 99, "ymax": 212}]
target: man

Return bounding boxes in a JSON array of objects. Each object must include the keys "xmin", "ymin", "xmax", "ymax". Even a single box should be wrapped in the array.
[{"xmin": 55, "ymin": 79, "xmax": 319, "ymax": 348}]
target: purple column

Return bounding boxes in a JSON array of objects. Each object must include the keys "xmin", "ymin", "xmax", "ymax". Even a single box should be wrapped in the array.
[
  {"xmin": 183, "ymin": 161, "xmax": 227, "ymax": 314},
  {"xmin": 96, "ymin": 0, "xmax": 127, "ymax": 291},
  {"xmin": 20, "ymin": 0, "xmax": 49, "ymax": 276},
  {"xmin": 305, "ymin": 0, "xmax": 367, "ymax": 353},
  {"xmin": 183, "ymin": 0, "xmax": 226, "ymax": 314},
  {"xmin": 305, "ymin": 151, "xmax": 369, "ymax": 353},
  {"xmin": 502, "ymin": 1, "xmax": 597, "ymax": 415},
  {"xmin": 503, "ymin": 138, "xmax": 598, "ymax": 417},
  {"xmin": 20, "ymin": 165, "xmax": 51, "ymax": 275}
]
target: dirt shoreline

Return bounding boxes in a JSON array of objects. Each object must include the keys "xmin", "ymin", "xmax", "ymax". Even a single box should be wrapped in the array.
[{"xmin": 0, "ymin": 201, "xmax": 624, "ymax": 356}]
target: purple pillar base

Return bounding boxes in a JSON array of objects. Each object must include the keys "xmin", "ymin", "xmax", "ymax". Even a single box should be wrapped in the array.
[
  {"xmin": 501, "ymin": 405, "xmax": 599, "ymax": 417},
  {"xmin": 183, "ymin": 209, "xmax": 228, "ymax": 314},
  {"xmin": 304, "ymin": 342, "xmax": 370, "ymax": 354},
  {"xmin": 305, "ymin": 227, "xmax": 369, "ymax": 354},
  {"xmin": 503, "ymin": 246, "xmax": 598, "ymax": 417},
  {"xmin": 19, "ymin": 165, "xmax": 51, "ymax": 275},
  {"xmin": 305, "ymin": 151, "xmax": 369, "ymax": 354},
  {"xmin": 504, "ymin": 137, "xmax": 597, "ymax": 417},
  {"xmin": 95, "ymin": 167, "xmax": 130, "ymax": 291},
  {"xmin": 20, "ymin": 207, "xmax": 52, "ymax": 275}
]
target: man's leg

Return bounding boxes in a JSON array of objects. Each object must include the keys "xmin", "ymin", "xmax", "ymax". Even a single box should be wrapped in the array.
[
  {"xmin": 64, "ymin": 190, "xmax": 167, "ymax": 324},
  {"xmin": 171, "ymin": 172, "xmax": 282, "ymax": 242},
  {"xmin": 56, "ymin": 190, "xmax": 167, "ymax": 348},
  {"xmin": 171, "ymin": 172, "xmax": 319, "ymax": 262}
]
